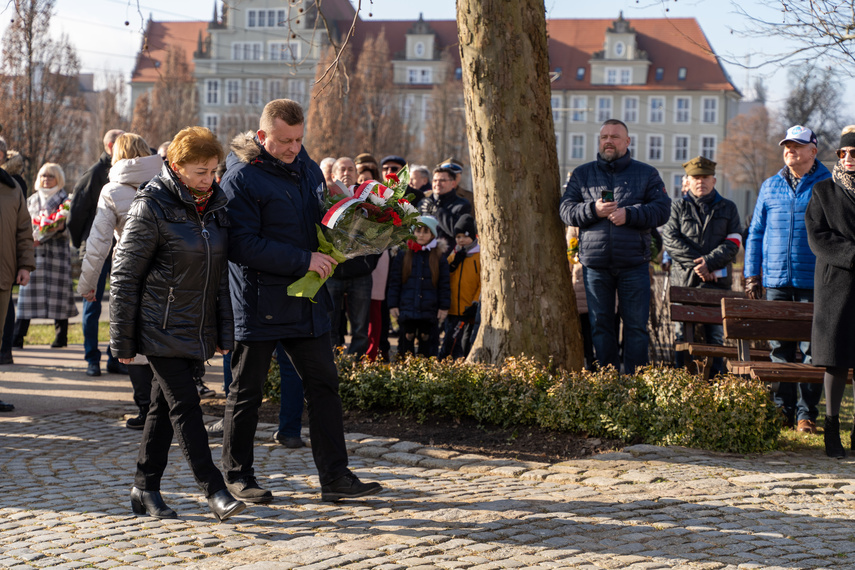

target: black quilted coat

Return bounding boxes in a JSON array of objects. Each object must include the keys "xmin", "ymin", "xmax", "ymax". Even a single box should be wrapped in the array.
[{"xmin": 109, "ymin": 164, "xmax": 233, "ymax": 360}]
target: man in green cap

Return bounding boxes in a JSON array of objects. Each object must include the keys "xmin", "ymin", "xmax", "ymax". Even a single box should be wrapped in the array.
[{"xmin": 662, "ymin": 155, "xmax": 743, "ymax": 375}]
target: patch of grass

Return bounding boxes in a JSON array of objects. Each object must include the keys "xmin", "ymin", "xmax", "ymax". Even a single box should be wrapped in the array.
[
  {"xmin": 777, "ymin": 384, "xmax": 853, "ymax": 453},
  {"xmin": 20, "ymin": 321, "xmax": 110, "ymax": 345}
]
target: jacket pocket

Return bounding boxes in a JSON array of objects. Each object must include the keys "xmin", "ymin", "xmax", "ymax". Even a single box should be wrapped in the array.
[
  {"xmin": 256, "ymin": 273, "xmax": 302, "ymax": 325},
  {"xmin": 161, "ymin": 286, "xmax": 175, "ymax": 329}
]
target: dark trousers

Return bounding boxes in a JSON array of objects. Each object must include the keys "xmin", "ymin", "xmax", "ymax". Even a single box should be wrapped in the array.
[
  {"xmin": 128, "ymin": 363, "xmax": 154, "ymax": 408},
  {"xmin": 135, "ymin": 356, "xmax": 226, "ymax": 497},
  {"xmin": 439, "ymin": 315, "xmax": 474, "ymax": 360},
  {"xmin": 0, "ymin": 295, "xmax": 14, "ymax": 354},
  {"xmin": 223, "ymin": 332, "xmax": 348, "ymax": 486},
  {"xmin": 274, "ymin": 343, "xmax": 304, "ymax": 438},
  {"xmin": 13, "ymin": 319, "xmax": 67, "ymax": 344},
  {"xmin": 398, "ymin": 318, "xmax": 440, "ymax": 357},
  {"xmin": 83, "ymin": 247, "xmax": 118, "ymax": 366}
]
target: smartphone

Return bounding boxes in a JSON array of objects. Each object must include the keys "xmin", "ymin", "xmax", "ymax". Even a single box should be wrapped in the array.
[{"xmin": 601, "ymin": 190, "xmax": 614, "ymax": 202}]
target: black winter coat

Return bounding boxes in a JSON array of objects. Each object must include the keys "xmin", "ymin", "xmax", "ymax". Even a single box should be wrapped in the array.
[
  {"xmin": 559, "ymin": 151, "xmax": 670, "ymax": 269},
  {"xmin": 387, "ymin": 245, "xmax": 451, "ymax": 321},
  {"xmin": 110, "ymin": 164, "xmax": 233, "ymax": 360},
  {"xmin": 419, "ymin": 189, "xmax": 471, "ymax": 244},
  {"xmin": 662, "ymin": 191, "xmax": 742, "ymax": 289},
  {"xmin": 222, "ymin": 133, "xmax": 332, "ymax": 341},
  {"xmin": 806, "ymin": 176, "xmax": 855, "ymax": 367},
  {"xmin": 68, "ymin": 152, "xmax": 112, "ymax": 248}
]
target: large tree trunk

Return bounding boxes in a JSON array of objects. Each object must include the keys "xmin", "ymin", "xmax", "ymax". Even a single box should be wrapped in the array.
[{"xmin": 457, "ymin": 0, "xmax": 583, "ymax": 370}]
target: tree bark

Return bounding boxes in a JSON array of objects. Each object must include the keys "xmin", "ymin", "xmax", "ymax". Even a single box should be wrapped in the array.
[{"xmin": 456, "ymin": 0, "xmax": 583, "ymax": 370}]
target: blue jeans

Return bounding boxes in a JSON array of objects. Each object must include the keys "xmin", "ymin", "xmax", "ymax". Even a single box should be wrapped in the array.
[
  {"xmin": 83, "ymin": 253, "xmax": 116, "ymax": 366},
  {"xmin": 275, "ymin": 343, "xmax": 304, "ymax": 438},
  {"xmin": 674, "ymin": 322, "xmax": 725, "ymax": 376},
  {"xmin": 326, "ymin": 274, "xmax": 372, "ymax": 356},
  {"xmin": 765, "ymin": 286, "xmax": 821, "ymax": 422},
  {"xmin": 584, "ymin": 263, "xmax": 650, "ymax": 374}
]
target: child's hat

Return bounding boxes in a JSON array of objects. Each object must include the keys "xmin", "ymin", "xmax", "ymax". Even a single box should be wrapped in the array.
[
  {"xmin": 417, "ymin": 215, "xmax": 439, "ymax": 237},
  {"xmin": 453, "ymin": 214, "xmax": 477, "ymax": 238}
]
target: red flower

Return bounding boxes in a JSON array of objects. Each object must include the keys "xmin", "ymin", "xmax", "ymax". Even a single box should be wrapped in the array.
[
  {"xmin": 391, "ymin": 212, "xmax": 402, "ymax": 227},
  {"xmin": 397, "ymin": 198, "xmax": 411, "ymax": 206},
  {"xmin": 385, "ymin": 172, "xmax": 400, "ymax": 184}
]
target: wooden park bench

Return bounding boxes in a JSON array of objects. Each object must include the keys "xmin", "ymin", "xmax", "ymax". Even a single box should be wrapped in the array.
[
  {"xmin": 721, "ymin": 297, "xmax": 849, "ymax": 390},
  {"xmin": 669, "ymin": 286, "xmax": 769, "ymax": 377}
]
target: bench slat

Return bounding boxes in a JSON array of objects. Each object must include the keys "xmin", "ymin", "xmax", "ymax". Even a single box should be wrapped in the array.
[
  {"xmin": 670, "ymin": 304, "xmax": 723, "ymax": 325},
  {"xmin": 723, "ymin": 319, "xmax": 811, "ymax": 342},
  {"xmin": 669, "ymin": 286, "xmax": 744, "ymax": 306},
  {"xmin": 678, "ymin": 343, "xmax": 771, "ymax": 361},
  {"xmin": 721, "ymin": 298, "xmax": 813, "ymax": 321}
]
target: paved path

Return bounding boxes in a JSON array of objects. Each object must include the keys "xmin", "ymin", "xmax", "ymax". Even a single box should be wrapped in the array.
[{"xmin": 3, "ymin": 348, "xmax": 855, "ymax": 568}]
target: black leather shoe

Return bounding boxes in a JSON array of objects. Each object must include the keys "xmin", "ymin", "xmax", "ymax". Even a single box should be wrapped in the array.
[
  {"xmin": 0, "ymin": 352, "xmax": 13, "ymax": 365},
  {"xmin": 130, "ymin": 487, "xmax": 178, "ymax": 519},
  {"xmin": 321, "ymin": 471, "xmax": 382, "ymax": 502},
  {"xmin": 106, "ymin": 360, "xmax": 129, "ymax": 374},
  {"xmin": 86, "ymin": 362, "xmax": 101, "ymax": 377},
  {"xmin": 273, "ymin": 430, "xmax": 305, "ymax": 448},
  {"xmin": 207, "ymin": 489, "xmax": 245, "ymax": 522},
  {"xmin": 226, "ymin": 476, "xmax": 273, "ymax": 504},
  {"xmin": 0, "ymin": 400, "xmax": 15, "ymax": 412},
  {"xmin": 126, "ymin": 406, "xmax": 147, "ymax": 430},
  {"xmin": 50, "ymin": 337, "xmax": 67, "ymax": 348}
]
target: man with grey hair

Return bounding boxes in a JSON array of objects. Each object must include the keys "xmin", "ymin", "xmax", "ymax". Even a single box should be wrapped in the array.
[
  {"xmin": 320, "ymin": 156, "xmax": 336, "ymax": 188},
  {"xmin": 407, "ymin": 164, "xmax": 430, "ymax": 207},
  {"xmin": 0, "ymin": 136, "xmax": 35, "ymax": 400},
  {"xmin": 67, "ymin": 128, "xmax": 125, "ymax": 378}
]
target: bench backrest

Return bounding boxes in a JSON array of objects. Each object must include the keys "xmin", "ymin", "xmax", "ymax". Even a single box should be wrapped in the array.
[
  {"xmin": 669, "ymin": 286, "xmax": 744, "ymax": 325},
  {"xmin": 721, "ymin": 298, "xmax": 813, "ymax": 342}
]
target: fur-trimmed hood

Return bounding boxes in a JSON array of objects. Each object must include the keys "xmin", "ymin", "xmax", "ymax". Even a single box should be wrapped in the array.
[
  {"xmin": 229, "ymin": 131, "xmax": 262, "ymax": 164},
  {"xmin": 1, "ymin": 150, "xmax": 24, "ymax": 176}
]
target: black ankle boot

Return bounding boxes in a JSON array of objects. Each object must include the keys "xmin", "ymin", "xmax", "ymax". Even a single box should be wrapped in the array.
[
  {"xmin": 207, "ymin": 489, "xmax": 246, "ymax": 522},
  {"xmin": 825, "ymin": 415, "xmax": 846, "ymax": 458},
  {"xmin": 125, "ymin": 405, "xmax": 147, "ymax": 430},
  {"xmin": 130, "ymin": 487, "xmax": 178, "ymax": 518},
  {"xmin": 51, "ymin": 319, "xmax": 68, "ymax": 348}
]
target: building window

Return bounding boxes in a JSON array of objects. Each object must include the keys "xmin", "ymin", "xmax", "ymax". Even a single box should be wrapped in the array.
[
  {"xmin": 701, "ymin": 136, "xmax": 716, "ymax": 160},
  {"xmin": 277, "ymin": 10, "xmax": 286, "ymax": 26},
  {"xmin": 606, "ymin": 69, "xmax": 617, "ymax": 84},
  {"xmin": 233, "ymin": 42, "xmax": 262, "ymax": 61},
  {"xmin": 571, "ymin": 96, "xmax": 586, "ymax": 122},
  {"xmin": 678, "ymin": 67, "xmax": 687, "ymax": 80},
  {"xmin": 702, "ymin": 97, "xmax": 718, "ymax": 123},
  {"xmin": 551, "ymin": 95, "xmax": 562, "ymax": 124},
  {"xmin": 570, "ymin": 134, "xmax": 585, "ymax": 160},
  {"xmin": 648, "ymin": 135, "xmax": 663, "ymax": 161},
  {"xmin": 268, "ymin": 79, "xmax": 282, "ymax": 101},
  {"xmin": 627, "ymin": 133, "xmax": 637, "ymax": 158},
  {"xmin": 226, "ymin": 80, "xmax": 240, "ymax": 105},
  {"xmin": 655, "ymin": 67, "xmax": 664, "ymax": 81},
  {"xmin": 205, "ymin": 114, "xmax": 218, "ymax": 135},
  {"xmin": 596, "ymin": 96, "xmax": 612, "ymax": 122},
  {"xmin": 414, "ymin": 41, "xmax": 425, "ymax": 57},
  {"xmin": 401, "ymin": 94, "xmax": 415, "ymax": 120},
  {"xmin": 606, "ymin": 68, "xmax": 631, "ymax": 84},
  {"xmin": 623, "ymin": 97, "xmax": 638, "ymax": 123},
  {"xmin": 649, "ymin": 97, "xmax": 664, "ymax": 123},
  {"xmin": 205, "ymin": 80, "xmax": 219, "ymax": 105},
  {"xmin": 270, "ymin": 42, "xmax": 301, "ymax": 61},
  {"xmin": 407, "ymin": 67, "xmax": 432, "ymax": 84},
  {"xmin": 614, "ymin": 42, "xmax": 625, "ymax": 57},
  {"xmin": 675, "ymin": 97, "xmax": 691, "ymax": 123},
  {"xmin": 248, "ymin": 11, "xmax": 256, "ymax": 27},
  {"xmin": 673, "ymin": 173, "xmax": 684, "ymax": 199},
  {"xmin": 576, "ymin": 67, "xmax": 585, "ymax": 81},
  {"xmin": 247, "ymin": 80, "xmax": 262, "ymax": 105},
  {"xmin": 620, "ymin": 69, "xmax": 631, "ymax": 84},
  {"xmin": 287, "ymin": 79, "xmax": 306, "ymax": 106},
  {"xmin": 673, "ymin": 135, "xmax": 689, "ymax": 162}
]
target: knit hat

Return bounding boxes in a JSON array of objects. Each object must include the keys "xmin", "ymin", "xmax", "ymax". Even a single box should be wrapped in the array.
[
  {"xmin": 355, "ymin": 153, "xmax": 378, "ymax": 166},
  {"xmin": 839, "ymin": 130, "xmax": 855, "ymax": 150},
  {"xmin": 417, "ymin": 215, "xmax": 439, "ymax": 237},
  {"xmin": 453, "ymin": 214, "xmax": 477, "ymax": 238}
]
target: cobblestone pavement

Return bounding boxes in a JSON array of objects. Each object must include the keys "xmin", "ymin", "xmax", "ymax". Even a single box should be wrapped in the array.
[{"xmin": 2, "ymin": 407, "xmax": 855, "ymax": 569}]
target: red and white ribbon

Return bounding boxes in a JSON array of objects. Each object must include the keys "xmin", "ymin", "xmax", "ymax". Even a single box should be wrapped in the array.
[{"xmin": 321, "ymin": 180, "xmax": 393, "ymax": 228}]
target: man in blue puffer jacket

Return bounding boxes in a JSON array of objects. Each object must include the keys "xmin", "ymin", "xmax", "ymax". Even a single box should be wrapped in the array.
[
  {"xmin": 560, "ymin": 119, "xmax": 670, "ymax": 374},
  {"xmin": 220, "ymin": 99, "xmax": 382, "ymax": 504},
  {"xmin": 744, "ymin": 125, "xmax": 831, "ymax": 434}
]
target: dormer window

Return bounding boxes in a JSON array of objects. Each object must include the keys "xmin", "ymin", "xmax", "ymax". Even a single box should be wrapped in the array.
[
  {"xmin": 655, "ymin": 67, "xmax": 664, "ymax": 81},
  {"xmin": 614, "ymin": 41, "xmax": 625, "ymax": 57},
  {"xmin": 576, "ymin": 67, "xmax": 585, "ymax": 81},
  {"xmin": 678, "ymin": 67, "xmax": 687, "ymax": 80},
  {"xmin": 414, "ymin": 41, "xmax": 425, "ymax": 58}
]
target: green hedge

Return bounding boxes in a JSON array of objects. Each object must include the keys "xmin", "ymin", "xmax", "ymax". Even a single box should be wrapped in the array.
[{"xmin": 265, "ymin": 355, "xmax": 781, "ymax": 454}]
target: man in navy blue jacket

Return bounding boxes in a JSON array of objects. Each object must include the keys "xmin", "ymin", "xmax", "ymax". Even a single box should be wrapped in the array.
[
  {"xmin": 560, "ymin": 119, "xmax": 670, "ymax": 374},
  {"xmin": 220, "ymin": 99, "xmax": 381, "ymax": 503}
]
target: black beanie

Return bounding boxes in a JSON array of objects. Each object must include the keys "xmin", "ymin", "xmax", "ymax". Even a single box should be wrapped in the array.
[
  {"xmin": 840, "ymin": 131, "xmax": 855, "ymax": 149},
  {"xmin": 453, "ymin": 214, "xmax": 477, "ymax": 238}
]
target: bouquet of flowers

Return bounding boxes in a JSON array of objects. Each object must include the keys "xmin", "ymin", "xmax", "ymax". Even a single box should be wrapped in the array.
[
  {"xmin": 288, "ymin": 165, "xmax": 422, "ymax": 300},
  {"xmin": 32, "ymin": 198, "xmax": 71, "ymax": 242}
]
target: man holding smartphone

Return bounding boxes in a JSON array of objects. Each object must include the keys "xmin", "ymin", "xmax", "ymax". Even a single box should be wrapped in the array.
[{"xmin": 559, "ymin": 119, "xmax": 670, "ymax": 374}]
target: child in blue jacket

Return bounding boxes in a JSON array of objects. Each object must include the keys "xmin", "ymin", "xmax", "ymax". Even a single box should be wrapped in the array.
[{"xmin": 388, "ymin": 216, "xmax": 451, "ymax": 358}]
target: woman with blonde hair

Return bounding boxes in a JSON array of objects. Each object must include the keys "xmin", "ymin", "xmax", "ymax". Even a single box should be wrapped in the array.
[
  {"xmin": 77, "ymin": 132, "xmax": 162, "ymax": 426},
  {"xmin": 110, "ymin": 126, "xmax": 243, "ymax": 521},
  {"xmin": 13, "ymin": 163, "xmax": 78, "ymax": 348}
]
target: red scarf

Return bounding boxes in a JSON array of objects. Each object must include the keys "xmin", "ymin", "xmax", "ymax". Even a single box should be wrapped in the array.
[{"xmin": 407, "ymin": 239, "xmax": 423, "ymax": 252}]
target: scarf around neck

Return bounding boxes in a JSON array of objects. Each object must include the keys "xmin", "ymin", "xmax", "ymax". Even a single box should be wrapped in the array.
[
  {"xmin": 37, "ymin": 184, "xmax": 61, "ymax": 206},
  {"xmin": 832, "ymin": 162, "xmax": 855, "ymax": 195},
  {"xmin": 408, "ymin": 238, "xmax": 438, "ymax": 252}
]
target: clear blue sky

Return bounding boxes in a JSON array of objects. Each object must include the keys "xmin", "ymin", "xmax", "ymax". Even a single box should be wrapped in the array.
[{"xmin": 0, "ymin": 0, "xmax": 840, "ymax": 110}]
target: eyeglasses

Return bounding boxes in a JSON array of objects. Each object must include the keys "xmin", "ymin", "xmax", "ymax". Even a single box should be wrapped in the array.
[
  {"xmin": 382, "ymin": 164, "xmax": 400, "ymax": 173},
  {"xmin": 433, "ymin": 178, "xmax": 452, "ymax": 184},
  {"xmin": 837, "ymin": 149, "xmax": 855, "ymax": 159},
  {"xmin": 40, "ymin": 174, "xmax": 56, "ymax": 179}
]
